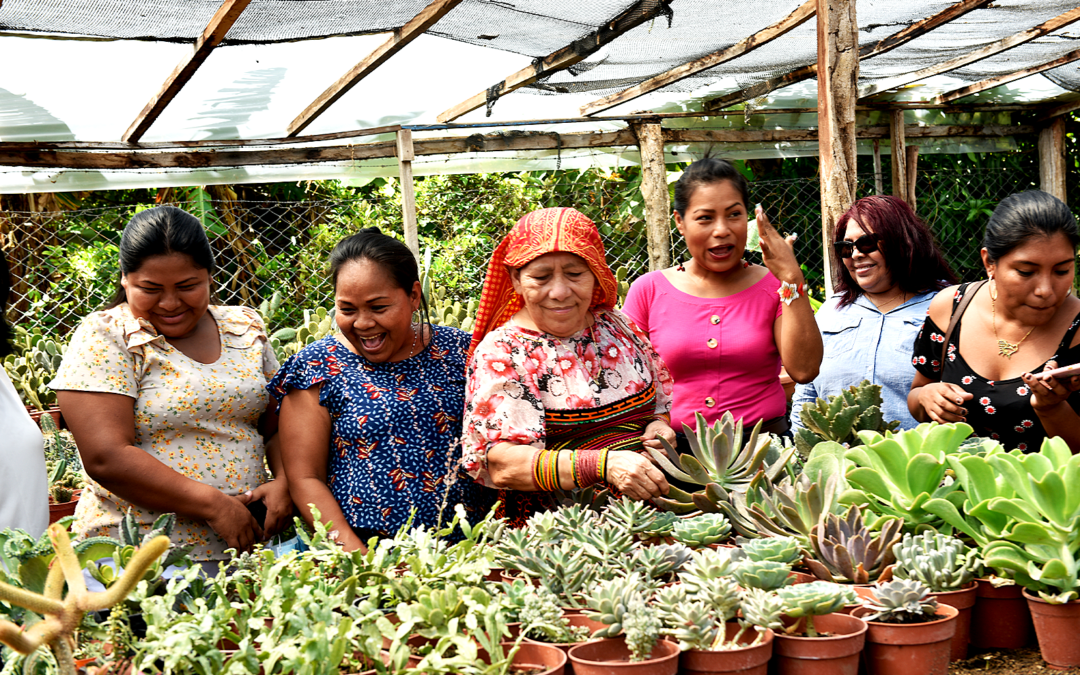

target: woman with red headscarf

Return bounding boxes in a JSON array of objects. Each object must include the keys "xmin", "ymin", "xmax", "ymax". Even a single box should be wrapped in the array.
[{"xmin": 463, "ymin": 207, "xmax": 675, "ymax": 523}]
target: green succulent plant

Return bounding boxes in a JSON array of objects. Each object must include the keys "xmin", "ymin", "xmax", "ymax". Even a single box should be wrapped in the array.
[
  {"xmin": 553, "ymin": 503, "xmax": 601, "ymax": 540},
  {"xmin": 511, "ymin": 540, "xmax": 599, "ymax": 608},
  {"xmin": 622, "ymin": 594, "xmax": 662, "ymax": 662},
  {"xmin": 775, "ymin": 581, "xmax": 858, "ymax": 637},
  {"xmin": 583, "ymin": 574, "xmax": 645, "ymax": 638},
  {"xmin": 603, "ymin": 495, "xmax": 657, "ymax": 537},
  {"xmin": 672, "ymin": 512, "xmax": 731, "ymax": 548},
  {"xmin": 653, "ymin": 583, "xmax": 689, "ymax": 620},
  {"xmin": 861, "ymin": 578, "xmax": 941, "ymax": 623},
  {"xmin": 733, "ymin": 472, "xmax": 845, "ymax": 546},
  {"xmin": 738, "ymin": 535, "xmax": 801, "ymax": 564},
  {"xmin": 892, "ymin": 532, "xmax": 982, "ymax": 591},
  {"xmin": 48, "ymin": 485, "xmax": 74, "ymax": 504},
  {"xmin": 640, "ymin": 511, "xmax": 678, "ymax": 540},
  {"xmin": 650, "ymin": 411, "xmax": 796, "ymax": 516},
  {"xmin": 794, "ymin": 380, "xmax": 899, "ymax": 457},
  {"xmin": 805, "ymin": 505, "xmax": 902, "ymax": 584},
  {"xmin": 520, "ymin": 586, "xmax": 591, "ymax": 644},
  {"xmin": 679, "ymin": 547, "xmax": 739, "ymax": 585},
  {"xmin": 269, "ymin": 307, "xmax": 336, "ymax": 361},
  {"xmin": 734, "ymin": 560, "xmax": 793, "ymax": 591},
  {"xmin": 3, "ymin": 330, "xmax": 65, "ymax": 411},
  {"xmin": 739, "ymin": 587, "xmax": 785, "ymax": 632},
  {"xmin": 681, "ymin": 568, "xmax": 741, "ymax": 617},
  {"xmin": 631, "ymin": 543, "xmax": 693, "ymax": 581}
]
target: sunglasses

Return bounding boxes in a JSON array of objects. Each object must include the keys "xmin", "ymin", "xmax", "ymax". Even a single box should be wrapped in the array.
[{"xmin": 833, "ymin": 233, "xmax": 880, "ymax": 259}]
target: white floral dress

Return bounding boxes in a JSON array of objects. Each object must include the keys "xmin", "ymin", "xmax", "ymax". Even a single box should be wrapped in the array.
[{"xmin": 51, "ymin": 303, "xmax": 278, "ymax": 561}]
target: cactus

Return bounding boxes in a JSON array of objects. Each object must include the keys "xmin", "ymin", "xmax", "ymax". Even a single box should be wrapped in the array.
[
  {"xmin": 892, "ymin": 532, "xmax": 982, "ymax": 592},
  {"xmin": 48, "ymin": 485, "xmax": 74, "ymax": 504},
  {"xmin": 805, "ymin": 505, "xmax": 902, "ymax": 584},
  {"xmin": 738, "ymin": 535, "xmax": 801, "ymax": 564},
  {"xmin": 794, "ymin": 380, "xmax": 900, "ymax": 458},
  {"xmin": 734, "ymin": 560, "xmax": 793, "ymax": 591},
  {"xmin": 672, "ymin": 513, "xmax": 731, "ymax": 548},
  {"xmin": 0, "ymin": 524, "xmax": 169, "ymax": 675},
  {"xmin": 3, "ymin": 329, "xmax": 65, "ymax": 411},
  {"xmin": 861, "ymin": 578, "xmax": 940, "ymax": 623},
  {"xmin": 775, "ymin": 581, "xmax": 858, "ymax": 637},
  {"xmin": 269, "ymin": 307, "xmax": 337, "ymax": 361}
]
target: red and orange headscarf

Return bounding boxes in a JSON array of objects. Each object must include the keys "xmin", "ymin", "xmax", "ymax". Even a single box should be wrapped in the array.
[{"xmin": 469, "ymin": 207, "xmax": 618, "ymax": 357}]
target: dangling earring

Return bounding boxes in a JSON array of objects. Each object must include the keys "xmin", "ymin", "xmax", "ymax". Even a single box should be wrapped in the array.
[
  {"xmin": 989, "ymin": 277, "xmax": 998, "ymax": 301},
  {"xmin": 676, "ymin": 260, "xmax": 685, "ymax": 272}
]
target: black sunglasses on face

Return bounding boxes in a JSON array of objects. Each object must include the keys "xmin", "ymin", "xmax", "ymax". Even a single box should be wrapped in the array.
[{"xmin": 833, "ymin": 233, "xmax": 880, "ymax": 259}]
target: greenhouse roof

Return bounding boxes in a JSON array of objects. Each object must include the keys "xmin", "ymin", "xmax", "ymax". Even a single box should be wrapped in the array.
[{"xmin": 1, "ymin": 0, "xmax": 1079, "ymax": 191}]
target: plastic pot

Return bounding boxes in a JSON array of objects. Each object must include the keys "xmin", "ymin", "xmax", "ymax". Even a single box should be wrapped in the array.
[
  {"xmin": 505, "ymin": 641, "xmax": 568, "ymax": 675},
  {"xmin": 568, "ymin": 637, "xmax": 679, "ymax": 675},
  {"xmin": 771, "ymin": 612, "xmax": 867, "ymax": 675},
  {"xmin": 851, "ymin": 603, "xmax": 958, "ymax": 675},
  {"xmin": 970, "ymin": 579, "xmax": 1032, "ymax": 649},
  {"xmin": 680, "ymin": 622, "xmax": 774, "ymax": 675},
  {"xmin": 1024, "ymin": 588, "xmax": 1080, "ymax": 670},
  {"xmin": 524, "ymin": 614, "xmax": 607, "ymax": 653},
  {"xmin": 928, "ymin": 581, "xmax": 976, "ymax": 661}
]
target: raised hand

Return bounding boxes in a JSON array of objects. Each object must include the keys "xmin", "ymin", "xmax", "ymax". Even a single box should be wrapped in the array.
[{"xmin": 756, "ymin": 204, "xmax": 803, "ymax": 285}]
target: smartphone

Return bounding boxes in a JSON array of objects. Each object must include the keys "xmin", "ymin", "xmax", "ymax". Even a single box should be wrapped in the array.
[
  {"xmin": 1035, "ymin": 362, "xmax": 1080, "ymax": 381},
  {"xmin": 246, "ymin": 499, "xmax": 267, "ymax": 529}
]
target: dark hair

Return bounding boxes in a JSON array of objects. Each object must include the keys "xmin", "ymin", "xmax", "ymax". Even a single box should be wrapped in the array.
[
  {"xmin": 328, "ymin": 227, "xmax": 429, "ymax": 321},
  {"xmin": 0, "ymin": 249, "xmax": 12, "ymax": 358},
  {"xmin": 107, "ymin": 206, "xmax": 215, "ymax": 308},
  {"xmin": 672, "ymin": 157, "xmax": 751, "ymax": 218},
  {"xmin": 982, "ymin": 190, "xmax": 1079, "ymax": 263},
  {"xmin": 833, "ymin": 195, "xmax": 956, "ymax": 307}
]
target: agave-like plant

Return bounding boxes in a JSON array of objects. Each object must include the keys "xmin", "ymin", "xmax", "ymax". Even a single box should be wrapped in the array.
[
  {"xmin": 805, "ymin": 505, "xmax": 902, "ymax": 584},
  {"xmin": 732, "ymin": 473, "xmax": 845, "ymax": 546},
  {"xmin": 649, "ymin": 411, "xmax": 796, "ymax": 516}
]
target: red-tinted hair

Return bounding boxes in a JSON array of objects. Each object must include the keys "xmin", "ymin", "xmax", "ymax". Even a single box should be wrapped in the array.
[{"xmin": 833, "ymin": 195, "xmax": 956, "ymax": 307}]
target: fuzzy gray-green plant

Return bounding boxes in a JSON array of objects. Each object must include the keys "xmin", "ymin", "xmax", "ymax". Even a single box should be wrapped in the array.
[
  {"xmin": 622, "ymin": 594, "xmax": 661, "ymax": 662},
  {"xmin": 672, "ymin": 513, "xmax": 731, "ymax": 548},
  {"xmin": 861, "ymin": 578, "xmax": 940, "ymax": 623},
  {"xmin": 892, "ymin": 532, "xmax": 982, "ymax": 592}
]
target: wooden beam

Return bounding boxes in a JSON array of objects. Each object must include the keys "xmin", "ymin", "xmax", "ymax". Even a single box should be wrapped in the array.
[
  {"xmin": 1039, "ymin": 117, "xmax": 1067, "ymax": 204},
  {"xmin": 1040, "ymin": 97, "xmax": 1080, "ymax": 121},
  {"xmin": 934, "ymin": 47, "xmax": 1080, "ymax": 104},
  {"xmin": 632, "ymin": 121, "xmax": 671, "ymax": 271},
  {"xmin": 397, "ymin": 129, "xmax": 420, "ymax": 259},
  {"xmin": 0, "ymin": 125, "xmax": 1037, "ymax": 171},
  {"xmin": 287, "ymin": 0, "xmax": 464, "ymax": 137},
  {"xmin": 860, "ymin": 7, "xmax": 1080, "ymax": 99},
  {"xmin": 905, "ymin": 145, "xmax": 920, "ymax": 211},
  {"xmin": 437, "ymin": 0, "xmax": 671, "ymax": 123},
  {"xmin": 122, "ymin": 0, "xmax": 253, "ymax": 143},
  {"xmin": 705, "ymin": 0, "xmax": 992, "ymax": 112},
  {"xmin": 581, "ymin": 0, "xmax": 816, "ymax": 117},
  {"xmin": 890, "ymin": 110, "xmax": 907, "ymax": 201},
  {"xmin": 817, "ymin": 0, "xmax": 858, "ymax": 293}
]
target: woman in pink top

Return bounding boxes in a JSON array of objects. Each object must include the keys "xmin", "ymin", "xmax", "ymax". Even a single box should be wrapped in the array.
[{"xmin": 623, "ymin": 157, "xmax": 822, "ymax": 438}]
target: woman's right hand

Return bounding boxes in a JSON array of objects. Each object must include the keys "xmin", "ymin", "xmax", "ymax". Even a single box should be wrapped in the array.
[
  {"xmin": 916, "ymin": 382, "xmax": 973, "ymax": 423},
  {"xmin": 606, "ymin": 451, "xmax": 669, "ymax": 500},
  {"xmin": 206, "ymin": 491, "xmax": 265, "ymax": 553}
]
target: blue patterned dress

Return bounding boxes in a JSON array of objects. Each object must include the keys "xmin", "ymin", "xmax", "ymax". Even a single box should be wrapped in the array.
[{"xmin": 268, "ymin": 326, "xmax": 495, "ymax": 535}]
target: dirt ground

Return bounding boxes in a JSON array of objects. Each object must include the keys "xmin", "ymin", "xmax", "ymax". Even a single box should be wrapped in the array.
[{"xmin": 952, "ymin": 647, "xmax": 1079, "ymax": 674}]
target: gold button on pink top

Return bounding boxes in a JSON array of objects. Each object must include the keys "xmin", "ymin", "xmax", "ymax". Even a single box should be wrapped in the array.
[
  {"xmin": 705, "ymin": 397, "xmax": 716, "ymax": 407},
  {"xmin": 707, "ymin": 338, "xmax": 718, "ymax": 349},
  {"xmin": 710, "ymin": 315, "xmax": 720, "ymax": 325}
]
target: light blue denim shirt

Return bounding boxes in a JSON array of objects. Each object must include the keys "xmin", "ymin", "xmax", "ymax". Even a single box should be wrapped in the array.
[{"xmin": 790, "ymin": 290, "xmax": 935, "ymax": 432}]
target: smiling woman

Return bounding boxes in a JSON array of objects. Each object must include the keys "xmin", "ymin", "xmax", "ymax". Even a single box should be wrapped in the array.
[
  {"xmin": 51, "ymin": 206, "xmax": 290, "ymax": 565},
  {"xmin": 909, "ymin": 191, "xmax": 1080, "ymax": 452}
]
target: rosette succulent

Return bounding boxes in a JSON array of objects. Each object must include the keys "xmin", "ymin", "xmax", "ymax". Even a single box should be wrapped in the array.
[
  {"xmin": 775, "ymin": 581, "xmax": 858, "ymax": 637},
  {"xmin": 861, "ymin": 578, "xmax": 940, "ymax": 623},
  {"xmin": 805, "ymin": 505, "xmax": 902, "ymax": 584},
  {"xmin": 734, "ymin": 560, "xmax": 793, "ymax": 591},
  {"xmin": 892, "ymin": 532, "xmax": 981, "ymax": 591},
  {"xmin": 739, "ymin": 535, "xmax": 801, "ymax": 564},
  {"xmin": 672, "ymin": 513, "xmax": 731, "ymax": 548}
]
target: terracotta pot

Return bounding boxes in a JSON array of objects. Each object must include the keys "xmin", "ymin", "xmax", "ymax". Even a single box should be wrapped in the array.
[
  {"xmin": 836, "ymin": 584, "xmax": 875, "ymax": 615},
  {"xmin": 524, "ymin": 614, "xmax": 607, "ymax": 654},
  {"xmin": 970, "ymin": 579, "xmax": 1032, "ymax": 649},
  {"xmin": 568, "ymin": 637, "xmax": 679, "ymax": 675},
  {"xmin": 680, "ymin": 622, "xmax": 774, "ymax": 675},
  {"xmin": 851, "ymin": 603, "xmax": 958, "ymax": 675},
  {"xmin": 1024, "ymin": 588, "xmax": 1080, "ymax": 670},
  {"xmin": 485, "ymin": 567, "xmax": 506, "ymax": 583},
  {"xmin": 503, "ymin": 571, "xmax": 542, "ymax": 587},
  {"xmin": 348, "ymin": 650, "xmax": 393, "ymax": 675},
  {"xmin": 505, "ymin": 641, "xmax": 568, "ymax": 675},
  {"xmin": 788, "ymin": 571, "xmax": 817, "ymax": 586},
  {"xmin": 771, "ymin": 612, "xmax": 867, "ymax": 675},
  {"xmin": 48, "ymin": 489, "xmax": 82, "ymax": 524},
  {"xmin": 928, "ymin": 581, "xmax": 976, "ymax": 661}
]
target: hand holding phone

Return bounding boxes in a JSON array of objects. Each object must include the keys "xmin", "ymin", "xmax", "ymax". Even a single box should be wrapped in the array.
[{"xmin": 1034, "ymin": 362, "xmax": 1080, "ymax": 381}]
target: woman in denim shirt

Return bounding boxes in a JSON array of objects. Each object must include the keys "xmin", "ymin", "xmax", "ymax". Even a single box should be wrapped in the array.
[{"xmin": 792, "ymin": 196, "xmax": 955, "ymax": 430}]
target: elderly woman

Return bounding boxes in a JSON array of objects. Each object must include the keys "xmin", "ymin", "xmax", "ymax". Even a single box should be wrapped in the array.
[
  {"xmin": 910, "ymin": 190, "xmax": 1080, "ymax": 451},
  {"xmin": 463, "ymin": 207, "xmax": 674, "ymax": 524}
]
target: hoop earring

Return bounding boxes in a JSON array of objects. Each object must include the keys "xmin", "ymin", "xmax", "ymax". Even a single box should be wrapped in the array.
[{"xmin": 989, "ymin": 279, "xmax": 998, "ymax": 301}]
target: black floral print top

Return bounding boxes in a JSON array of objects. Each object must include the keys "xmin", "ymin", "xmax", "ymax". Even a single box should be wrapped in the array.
[{"xmin": 912, "ymin": 283, "xmax": 1080, "ymax": 452}]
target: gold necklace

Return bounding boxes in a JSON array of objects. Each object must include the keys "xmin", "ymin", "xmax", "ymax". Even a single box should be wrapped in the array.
[
  {"xmin": 991, "ymin": 293, "xmax": 1035, "ymax": 358},
  {"xmin": 871, "ymin": 288, "xmax": 906, "ymax": 312}
]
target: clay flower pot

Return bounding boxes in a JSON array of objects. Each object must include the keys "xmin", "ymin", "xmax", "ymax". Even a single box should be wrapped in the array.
[
  {"xmin": 48, "ymin": 489, "xmax": 82, "ymax": 524},
  {"xmin": 524, "ymin": 614, "xmax": 607, "ymax": 654},
  {"xmin": 928, "ymin": 580, "xmax": 976, "ymax": 661},
  {"xmin": 505, "ymin": 641, "xmax": 568, "ymax": 675},
  {"xmin": 771, "ymin": 612, "xmax": 867, "ymax": 675},
  {"xmin": 568, "ymin": 637, "xmax": 679, "ymax": 675},
  {"xmin": 970, "ymin": 578, "xmax": 1032, "ymax": 649},
  {"xmin": 851, "ymin": 603, "xmax": 958, "ymax": 675},
  {"xmin": 680, "ymin": 622, "xmax": 774, "ymax": 675},
  {"xmin": 1024, "ymin": 588, "xmax": 1080, "ymax": 670},
  {"xmin": 836, "ymin": 584, "xmax": 875, "ymax": 615}
]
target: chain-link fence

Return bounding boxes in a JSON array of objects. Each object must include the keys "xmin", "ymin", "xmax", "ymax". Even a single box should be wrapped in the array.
[{"xmin": 0, "ymin": 165, "xmax": 1045, "ymax": 340}]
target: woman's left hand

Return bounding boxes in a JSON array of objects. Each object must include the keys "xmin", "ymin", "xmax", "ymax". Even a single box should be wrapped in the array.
[
  {"xmin": 756, "ymin": 204, "xmax": 803, "ymax": 285},
  {"xmin": 1025, "ymin": 360, "xmax": 1080, "ymax": 412},
  {"xmin": 641, "ymin": 419, "xmax": 676, "ymax": 451},
  {"xmin": 250, "ymin": 478, "xmax": 293, "ymax": 539}
]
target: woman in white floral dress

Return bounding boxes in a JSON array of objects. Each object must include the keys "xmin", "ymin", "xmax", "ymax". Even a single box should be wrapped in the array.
[{"xmin": 52, "ymin": 206, "xmax": 291, "ymax": 564}]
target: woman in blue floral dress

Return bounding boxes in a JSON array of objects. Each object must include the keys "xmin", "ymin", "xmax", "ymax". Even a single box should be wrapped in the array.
[{"xmin": 270, "ymin": 228, "xmax": 494, "ymax": 551}]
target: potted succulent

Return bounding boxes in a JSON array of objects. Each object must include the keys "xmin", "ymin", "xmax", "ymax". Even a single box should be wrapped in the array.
[
  {"xmin": 804, "ymin": 505, "xmax": 901, "ymax": 589},
  {"xmin": 891, "ymin": 531, "xmax": 981, "ymax": 661},
  {"xmin": 739, "ymin": 535, "xmax": 810, "ymax": 584},
  {"xmin": 851, "ymin": 578, "xmax": 959, "ymax": 675},
  {"xmin": 765, "ymin": 581, "xmax": 865, "ymax": 675},
  {"xmin": 672, "ymin": 513, "xmax": 732, "ymax": 549},
  {"xmin": 46, "ymin": 458, "xmax": 84, "ymax": 524},
  {"xmin": 572, "ymin": 575, "xmax": 679, "ymax": 675},
  {"xmin": 792, "ymin": 380, "xmax": 900, "ymax": 458},
  {"xmin": 519, "ymin": 585, "xmax": 601, "ymax": 654}
]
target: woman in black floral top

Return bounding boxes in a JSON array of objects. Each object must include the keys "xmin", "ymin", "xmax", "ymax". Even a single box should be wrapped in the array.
[{"xmin": 908, "ymin": 191, "xmax": 1080, "ymax": 452}]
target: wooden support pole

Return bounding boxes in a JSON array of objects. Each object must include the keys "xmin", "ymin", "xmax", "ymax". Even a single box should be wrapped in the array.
[
  {"xmin": 1039, "ymin": 117, "xmax": 1067, "ymax": 204},
  {"xmin": 905, "ymin": 145, "xmax": 920, "ymax": 212},
  {"xmin": 873, "ymin": 139, "xmax": 883, "ymax": 195},
  {"xmin": 890, "ymin": 110, "xmax": 908, "ymax": 201},
  {"xmin": 816, "ymin": 0, "xmax": 859, "ymax": 293},
  {"xmin": 632, "ymin": 121, "xmax": 671, "ymax": 272},
  {"xmin": 397, "ymin": 129, "xmax": 420, "ymax": 260}
]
